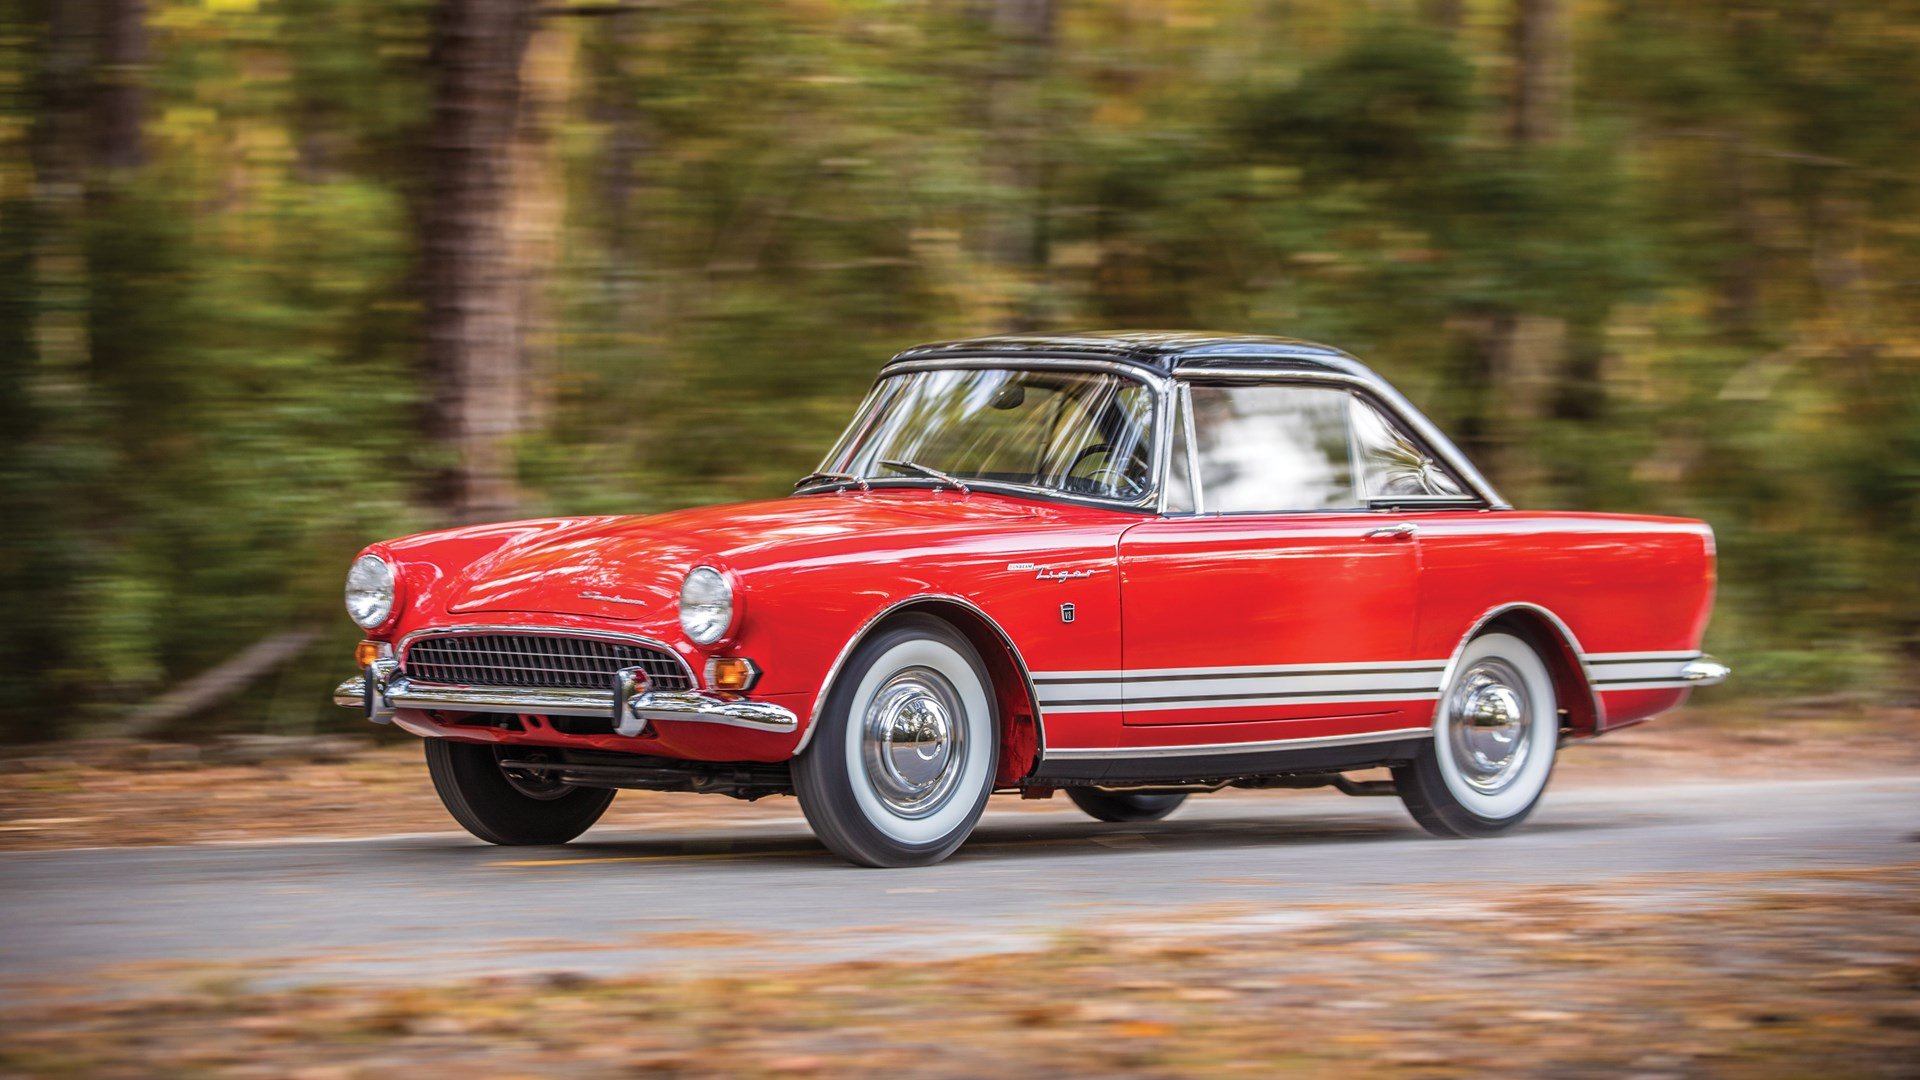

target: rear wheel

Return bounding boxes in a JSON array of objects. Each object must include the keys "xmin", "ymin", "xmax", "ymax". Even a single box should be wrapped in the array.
[
  {"xmin": 425, "ymin": 739, "xmax": 616, "ymax": 845},
  {"xmin": 1394, "ymin": 632, "xmax": 1558, "ymax": 838},
  {"xmin": 794, "ymin": 615, "xmax": 998, "ymax": 868},
  {"xmin": 1066, "ymin": 789, "xmax": 1188, "ymax": 823}
]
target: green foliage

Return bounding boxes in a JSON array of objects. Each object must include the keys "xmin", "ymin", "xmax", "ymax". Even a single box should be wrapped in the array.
[{"xmin": 3, "ymin": 0, "xmax": 1918, "ymax": 740}]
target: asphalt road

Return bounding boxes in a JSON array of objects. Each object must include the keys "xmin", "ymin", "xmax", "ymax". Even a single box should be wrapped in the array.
[{"xmin": 3, "ymin": 776, "xmax": 1916, "ymax": 1000}]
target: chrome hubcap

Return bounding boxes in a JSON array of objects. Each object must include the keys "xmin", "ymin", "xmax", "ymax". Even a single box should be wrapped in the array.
[
  {"xmin": 862, "ymin": 667, "xmax": 966, "ymax": 817},
  {"xmin": 1446, "ymin": 659, "xmax": 1533, "ymax": 794}
]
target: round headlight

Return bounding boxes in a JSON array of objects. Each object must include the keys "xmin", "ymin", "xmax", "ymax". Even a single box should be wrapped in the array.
[
  {"xmin": 679, "ymin": 566, "xmax": 734, "ymax": 645},
  {"xmin": 345, "ymin": 554, "xmax": 397, "ymax": 630}
]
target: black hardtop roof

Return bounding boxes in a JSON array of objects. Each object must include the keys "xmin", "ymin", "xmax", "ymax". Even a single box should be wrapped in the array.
[{"xmin": 887, "ymin": 330, "xmax": 1378, "ymax": 379}]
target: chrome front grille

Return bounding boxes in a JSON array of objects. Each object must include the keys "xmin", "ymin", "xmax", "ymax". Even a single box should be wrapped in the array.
[{"xmin": 403, "ymin": 633, "xmax": 693, "ymax": 692}]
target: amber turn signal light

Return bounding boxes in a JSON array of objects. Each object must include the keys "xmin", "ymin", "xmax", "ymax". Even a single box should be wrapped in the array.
[
  {"xmin": 705, "ymin": 656, "xmax": 760, "ymax": 692},
  {"xmin": 355, "ymin": 640, "xmax": 383, "ymax": 669}
]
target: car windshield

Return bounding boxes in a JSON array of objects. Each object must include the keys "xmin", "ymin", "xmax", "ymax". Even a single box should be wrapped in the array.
[{"xmin": 814, "ymin": 367, "xmax": 1157, "ymax": 502}]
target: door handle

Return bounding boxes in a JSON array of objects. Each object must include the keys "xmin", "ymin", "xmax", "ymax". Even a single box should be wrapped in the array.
[{"xmin": 1365, "ymin": 523, "xmax": 1417, "ymax": 541}]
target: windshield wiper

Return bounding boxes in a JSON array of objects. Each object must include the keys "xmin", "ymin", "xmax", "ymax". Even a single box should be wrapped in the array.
[
  {"xmin": 793, "ymin": 471, "xmax": 869, "ymax": 491},
  {"xmin": 879, "ymin": 459, "xmax": 971, "ymax": 494}
]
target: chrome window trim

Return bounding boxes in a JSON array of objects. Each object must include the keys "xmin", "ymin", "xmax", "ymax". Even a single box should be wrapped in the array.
[
  {"xmin": 1181, "ymin": 383, "xmax": 1204, "ymax": 515},
  {"xmin": 1174, "ymin": 365, "xmax": 1509, "ymax": 511},
  {"xmin": 397, "ymin": 624, "xmax": 696, "ymax": 688},
  {"xmin": 1364, "ymin": 494, "xmax": 1486, "ymax": 507},
  {"xmin": 1155, "ymin": 381, "xmax": 1202, "ymax": 516},
  {"xmin": 818, "ymin": 356, "xmax": 1173, "ymax": 513}
]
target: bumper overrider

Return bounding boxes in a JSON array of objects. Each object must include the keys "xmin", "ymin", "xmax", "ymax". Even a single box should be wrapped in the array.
[{"xmin": 332, "ymin": 659, "xmax": 797, "ymax": 735}]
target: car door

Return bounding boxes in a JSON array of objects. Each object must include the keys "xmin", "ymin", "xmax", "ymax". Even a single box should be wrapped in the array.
[{"xmin": 1115, "ymin": 381, "xmax": 1431, "ymax": 728}]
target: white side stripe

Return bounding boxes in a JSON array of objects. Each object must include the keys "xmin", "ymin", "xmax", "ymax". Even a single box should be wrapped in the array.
[
  {"xmin": 1032, "ymin": 658, "xmax": 1447, "ymax": 682},
  {"xmin": 1044, "ymin": 690, "xmax": 1441, "ymax": 715},
  {"xmin": 1027, "ymin": 650, "xmax": 1704, "ymax": 717},
  {"xmin": 1584, "ymin": 651, "xmax": 1705, "ymax": 692},
  {"xmin": 1044, "ymin": 727, "xmax": 1431, "ymax": 761},
  {"xmin": 1584, "ymin": 650, "xmax": 1703, "ymax": 663},
  {"xmin": 1034, "ymin": 668, "xmax": 1446, "ymax": 706}
]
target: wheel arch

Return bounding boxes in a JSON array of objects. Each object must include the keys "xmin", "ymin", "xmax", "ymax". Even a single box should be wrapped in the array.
[
  {"xmin": 795, "ymin": 594, "xmax": 1045, "ymax": 783},
  {"xmin": 1439, "ymin": 602, "xmax": 1603, "ymax": 737}
]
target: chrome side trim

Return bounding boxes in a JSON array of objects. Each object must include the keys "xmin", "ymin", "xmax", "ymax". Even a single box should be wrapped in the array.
[
  {"xmin": 1043, "ymin": 690, "xmax": 1442, "ymax": 715},
  {"xmin": 1031, "ymin": 658, "xmax": 1450, "ymax": 715},
  {"xmin": 794, "ymin": 593, "xmax": 1046, "ymax": 762},
  {"xmin": 1679, "ymin": 656, "xmax": 1730, "ymax": 686},
  {"xmin": 331, "ymin": 674, "xmax": 798, "ymax": 733},
  {"xmin": 1043, "ymin": 726, "xmax": 1429, "ymax": 761},
  {"xmin": 1033, "ymin": 658, "xmax": 1455, "ymax": 681},
  {"xmin": 1173, "ymin": 365, "xmax": 1509, "ymax": 510},
  {"xmin": 1584, "ymin": 652, "xmax": 1726, "ymax": 692}
]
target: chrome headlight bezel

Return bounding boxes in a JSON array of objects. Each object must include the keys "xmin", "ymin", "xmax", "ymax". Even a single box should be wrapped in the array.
[
  {"xmin": 679, "ymin": 565, "xmax": 737, "ymax": 646},
  {"xmin": 344, "ymin": 553, "xmax": 398, "ymax": 631}
]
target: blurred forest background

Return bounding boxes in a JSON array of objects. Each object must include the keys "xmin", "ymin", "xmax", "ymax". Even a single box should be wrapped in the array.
[{"xmin": 1, "ymin": 0, "xmax": 1916, "ymax": 742}]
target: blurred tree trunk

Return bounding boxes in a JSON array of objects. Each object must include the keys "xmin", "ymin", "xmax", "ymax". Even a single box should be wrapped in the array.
[
  {"xmin": 91, "ymin": 0, "xmax": 146, "ymax": 170},
  {"xmin": 420, "ymin": 0, "xmax": 540, "ymax": 525},
  {"xmin": 18, "ymin": 0, "xmax": 105, "ymax": 729},
  {"xmin": 26, "ymin": 0, "xmax": 95, "ymax": 390},
  {"xmin": 980, "ymin": 0, "xmax": 1054, "ymax": 333},
  {"xmin": 508, "ymin": 17, "xmax": 579, "ymax": 452},
  {"xmin": 1480, "ymin": 0, "xmax": 1570, "ymax": 494},
  {"xmin": 1507, "ymin": 0, "xmax": 1569, "ymax": 146}
]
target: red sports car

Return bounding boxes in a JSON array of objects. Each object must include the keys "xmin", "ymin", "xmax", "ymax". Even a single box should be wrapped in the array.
[{"xmin": 335, "ymin": 332, "xmax": 1727, "ymax": 867}]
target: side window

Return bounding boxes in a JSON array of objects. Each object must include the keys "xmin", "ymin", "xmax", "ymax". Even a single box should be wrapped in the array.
[
  {"xmin": 1188, "ymin": 385, "xmax": 1356, "ymax": 511},
  {"xmin": 1350, "ymin": 396, "xmax": 1466, "ymax": 500}
]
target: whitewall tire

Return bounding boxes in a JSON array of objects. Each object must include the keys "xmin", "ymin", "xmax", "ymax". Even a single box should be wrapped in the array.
[
  {"xmin": 794, "ymin": 615, "xmax": 998, "ymax": 867},
  {"xmin": 1394, "ymin": 632, "xmax": 1558, "ymax": 838}
]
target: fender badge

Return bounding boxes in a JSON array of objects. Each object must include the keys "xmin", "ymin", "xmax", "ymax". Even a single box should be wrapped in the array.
[
  {"xmin": 580, "ymin": 590, "xmax": 649, "ymax": 606},
  {"xmin": 1007, "ymin": 562, "xmax": 1100, "ymax": 582}
]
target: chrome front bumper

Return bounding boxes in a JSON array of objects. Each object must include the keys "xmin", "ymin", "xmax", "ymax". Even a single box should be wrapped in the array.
[{"xmin": 331, "ymin": 670, "xmax": 797, "ymax": 734}]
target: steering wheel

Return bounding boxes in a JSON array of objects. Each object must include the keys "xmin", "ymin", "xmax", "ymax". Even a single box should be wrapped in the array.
[
  {"xmin": 1066, "ymin": 443, "xmax": 1146, "ymax": 498},
  {"xmin": 1067, "ymin": 443, "xmax": 1113, "ymax": 475}
]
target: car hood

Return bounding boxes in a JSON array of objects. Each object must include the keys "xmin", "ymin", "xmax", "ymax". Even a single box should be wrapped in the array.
[{"xmin": 437, "ymin": 491, "xmax": 1093, "ymax": 622}]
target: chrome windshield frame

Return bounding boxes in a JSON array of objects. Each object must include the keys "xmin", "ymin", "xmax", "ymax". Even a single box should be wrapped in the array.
[{"xmin": 809, "ymin": 356, "xmax": 1174, "ymax": 514}]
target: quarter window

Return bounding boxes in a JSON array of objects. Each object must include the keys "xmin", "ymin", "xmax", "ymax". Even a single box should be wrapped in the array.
[
  {"xmin": 1351, "ymin": 396, "xmax": 1467, "ymax": 500},
  {"xmin": 1182, "ymin": 383, "xmax": 1468, "ymax": 513}
]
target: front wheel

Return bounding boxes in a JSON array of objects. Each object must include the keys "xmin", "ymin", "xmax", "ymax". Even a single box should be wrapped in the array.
[
  {"xmin": 1066, "ymin": 789, "xmax": 1188, "ymax": 823},
  {"xmin": 425, "ymin": 739, "xmax": 616, "ymax": 845},
  {"xmin": 793, "ymin": 615, "xmax": 998, "ymax": 868},
  {"xmin": 1394, "ymin": 631, "xmax": 1558, "ymax": 838}
]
